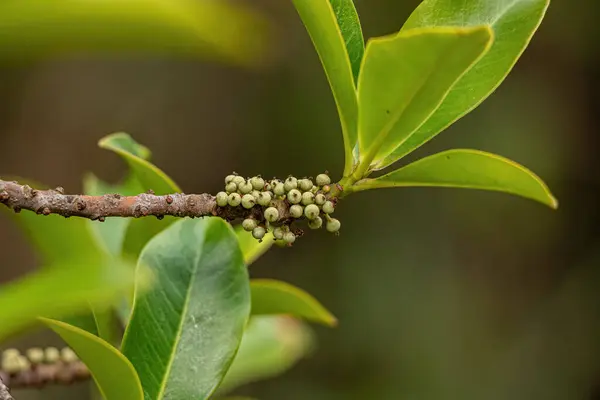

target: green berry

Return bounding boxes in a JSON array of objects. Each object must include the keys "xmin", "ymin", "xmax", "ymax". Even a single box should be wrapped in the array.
[
  {"xmin": 275, "ymin": 239, "xmax": 287, "ymax": 248},
  {"xmin": 301, "ymin": 191, "xmax": 314, "ymax": 205},
  {"xmin": 322, "ymin": 184, "xmax": 331, "ymax": 193},
  {"xmin": 232, "ymin": 176, "xmax": 245, "ymax": 186},
  {"xmin": 225, "ymin": 182, "xmax": 237, "ymax": 194},
  {"xmin": 45, "ymin": 347, "xmax": 60, "ymax": 363},
  {"xmin": 290, "ymin": 204, "xmax": 303, "ymax": 218},
  {"xmin": 216, "ymin": 191, "xmax": 229, "ymax": 207},
  {"xmin": 273, "ymin": 227, "xmax": 284, "ymax": 240},
  {"xmin": 251, "ymin": 190, "xmax": 261, "ymax": 199},
  {"xmin": 283, "ymin": 231, "xmax": 296, "ymax": 244},
  {"xmin": 284, "ymin": 177, "xmax": 298, "ymax": 191},
  {"xmin": 326, "ymin": 218, "xmax": 341, "ymax": 233},
  {"xmin": 2, "ymin": 349, "xmax": 20, "ymax": 361},
  {"xmin": 2, "ymin": 357, "xmax": 20, "ymax": 374},
  {"xmin": 322, "ymin": 200, "xmax": 335, "ymax": 214},
  {"xmin": 225, "ymin": 174, "xmax": 236, "ymax": 184},
  {"xmin": 257, "ymin": 192, "xmax": 272, "ymax": 206},
  {"xmin": 242, "ymin": 194, "xmax": 256, "ymax": 209},
  {"xmin": 316, "ymin": 174, "xmax": 331, "ymax": 186},
  {"xmin": 252, "ymin": 226, "xmax": 266, "ymax": 240},
  {"xmin": 264, "ymin": 182, "xmax": 272, "ymax": 192},
  {"xmin": 61, "ymin": 347, "xmax": 78, "ymax": 363},
  {"xmin": 287, "ymin": 189, "xmax": 302, "ymax": 204},
  {"xmin": 304, "ymin": 204, "xmax": 320, "ymax": 220},
  {"xmin": 273, "ymin": 183, "xmax": 286, "ymax": 196},
  {"xmin": 299, "ymin": 178, "xmax": 314, "ymax": 192},
  {"xmin": 308, "ymin": 216, "xmax": 323, "ymax": 229},
  {"xmin": 250, "ymin": 176, "xmax": 265, "ymax": 190},
  {"xmin": 315, "ymin": 193, "xmax": 326, "ymax": 206},
  {"xmin": 264, "ymin": 207, "xmax": 279, "ymax": 222},
  {"xmin": 228, "ymin": 193, "xmax": 242, "ymax": 207},
  {"xmin": 238, "ymin": 181, "xmax": 253, "ymax": 194},
  {"xmin": 26, "ymin": 348, "xmax": 45, "ymax": 364},
  {"xmin": 242, "ymin": 218, "xmax": 257, "ymax": 231}
]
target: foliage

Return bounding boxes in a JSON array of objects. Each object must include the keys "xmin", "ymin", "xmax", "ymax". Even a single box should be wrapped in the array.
[{"xmin": 0, "ymin": 0, "xmax": 554, "ymax": 399}]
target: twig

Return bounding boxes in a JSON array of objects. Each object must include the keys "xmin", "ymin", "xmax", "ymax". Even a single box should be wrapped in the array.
[
  {"xmin": 0, "ymin": 179, "xmax": 290, "ymax": 222},
  {"xmin": 0, "ymin": 374, "xmax": 13, "ymax": 400}
]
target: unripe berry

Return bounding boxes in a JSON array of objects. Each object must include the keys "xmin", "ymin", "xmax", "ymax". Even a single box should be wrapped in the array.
[
  {"xmin": 264, "ymin": 207, "xmax": 280, "ymax": 222},
  {"xmin": 301, "ymin": 191, "xmax": 314, "ymax": 205},
  {"xmin": 289, "ymin": 204, "xmax": 303, "ymax": 218},
  {"xmin": 228, "ymin": 193, "xmax": 242, "ymax": 207},
  {"xmin": 274, "ymin": 183, "xmax": 285, "ymax": 196},
  {"xmin": 2, "ymin": 356, "xmax": 20, "ymax": 374},
  {"xmin": 275, "ymin": 239, "xmax": 287, "ymax": 248},
  {"xmin": 304, "ymin": 204, "xmax": 320, "ymax": 220},
  {"xmin": 232, "ymin": 176, "xmax": 245, "ymax": 186},
  {"xmin": 257, "ymin": 192, "xmax": 272, "ymax": 206},
  {"xmin": 284, "ymin": 177, "xmax": 298, "ymax": 192},
  {"xmin": 45, "ymin": 347, "xmax": 60, "ymax": 363},
  {"xmin": 241, "ymin": 194, "xmax": 256, "ymax": 209},
  {"xmin": 299, "ymin": 179, "xmax": 314, "ymax": 192},
  {"xmin": 287, "ymin": 189, "xmax": 302, "ymax": 204},
  {"xmin": 251, "ymin": 190, "xmax": 261, "ymax": 199},
  {"xmin": 316, "ymin": 173, "xmax": 331, "ymax": 186},
  {"xmin": 216, "ymin": 191, "xmax": 229, "ymax": 207},
  {"xmin": 322, "ymin": 184, "xmax": 331, "ymax": 193},
  {"xmin": 308, "ymin": 216, "xmax": 323, "ymax": 229},
  {"xmin": 283, "ymin": 231, "xmax": 296, "ymax": 244},
  {"xmin": 26, "ymin": 348, "xmax": 45, "ymax": 364},
  {"xmin": 315, "ymin": 193, "xmax": 326, "ymax": 206},
  {"xmin": 225, "ymin": 174, "xmax": 236, "ymax": 184},
  {"xmin": 252, "ymin": 226, "xmax": 266, "ymax": 240},
  {"xmin": 250, "ymin": 176, "xmax": 265, "ymax": 190},
  {"xmin": 326, "ymin": 218, "xmax": 341, "ymax": 233},
  {"xmin": 238, "ymin": 181, "xmax": 253, "ymax": 194},
  {"xmin": 273, "ymin": 226, "xmax": 285, "ymax": 240},
  {"xmin": 225, "ymin": 182, "xmax": 237, "ymax": 194},
  {"xmin": 242, "ymin": 218, "xmax": 257, "ymax": 231},
  {"xmin": 2, "ymin": 349, "xmax": 20, "ymax": 361},
  {"xmin": 322, "ymin": 200, "xmax": 335, "ymax": 214},
  {"xmin": 61, "ymin": 347, "xmax": 78, "ymax": 363}
]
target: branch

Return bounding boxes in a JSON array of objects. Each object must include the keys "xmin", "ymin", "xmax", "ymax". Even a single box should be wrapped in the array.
[
  {"xmin": 0, "ymin": 361, "xmax": 90, "ymax": 390},
  {"xmin": 0, "ymin": 374, "xmax": 13, "ymax": 400},
  {"xmin": 0, "ymin": 179, "xmax": 291, "ymax": 222}
]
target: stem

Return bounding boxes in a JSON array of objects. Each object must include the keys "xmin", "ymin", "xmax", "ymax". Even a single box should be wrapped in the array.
[{"xmin": 0, "ymin": 375, "xmax": 13, "ymax": 400}]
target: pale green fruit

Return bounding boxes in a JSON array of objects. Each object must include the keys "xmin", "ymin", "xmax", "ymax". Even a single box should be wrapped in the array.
[
  {"xmin": 326, "ymin": 218, "xmax": 341, "ymax": 233},
  {"xmin": 308, "ymin": 216, "xmax": 323, "ymax": 229},
  {"xmin": 315, "ymin": 193, "xmax": 326, "ymax": 206},
  {"xmin": 322, "ymin": 200, "xmax": 335, "ymax": 214},
  {"xmin": 287, "ymin": 189, "xmax": 302, "ymax": 204},
  {"xmin": 216, "ymin": 191, "xmax": 229, "ymax": 207},
  {"xmin": 304, "ymin": 204, "xmax": 320, "ymax": 220},
  {"xmin": 228, "ymin": 193, "xmax": 242, "ymax": 207},
  {"xmin": 264, "ymin": 207, "xmax": 280, "ymax": 222},
  {"xmin": 252, "ymin": 226, "xmax": 266, "ymax": 240},
  {"xmin": 283, "ymin": 231, "xmax": 296, "ymax": 244},
  {"xmin": 316, "ymin": 173, "xmax": 331, "ymax": 186},
  {"xmin": 225, "ymin": 182, "xmax": 237, "ymax": 194},
  {"xmin": 250, "ymin": 176, "xmax": 265, "ymax": 190},
  {"xmin": 257, "ymin": 192, "xmax": 272, "ymax": 206},
  {"xmin": 284, "ymin": 176, "xmax": 298, "ymax": 191},
  {"xmin": 289, "ymin": 204, "xmax": 303, "ymax": 218},
  {"xmin": 299, "ymin": 178, "xmax": 314, "ymax": 192},
  {"xmin": 242, "ymin": 218, "xmax": 257, "ymax": 231},
  {"xmin": 242, "ymin": 194, "xmax": 256, "ymax": 209},
  {"xmin": 301, "ymin": 191, "xmax": 314, "ymax": 205}
]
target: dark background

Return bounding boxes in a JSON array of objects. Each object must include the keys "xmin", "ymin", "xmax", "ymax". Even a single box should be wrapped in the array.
[{"xmin": 1, "ymin": 0, "xmax": 598, "ymax": 399}]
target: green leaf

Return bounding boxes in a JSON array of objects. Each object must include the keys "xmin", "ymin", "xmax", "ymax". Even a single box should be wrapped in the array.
[
  {"xmin": 122, "ymin": 218, "xmax": 250, "ymax": 400},
  {"xmin": 327, "ymin": 0, "xmax": 365, "ymax": 84},
  {"xmin": 356, "ymin": 26, "xmax": 493, "ymax": 174},
  {"xmin": 40, "ymin": 318, "xmax": 144, "ymax": 400},
  {"xmin": 0, "ymin": 0, "xmax": 269, "ymax": 67},
  {"xmin": 352, "ymin": 149, "xmax": 557, "ymax": 208},
  {"xmin": 292, "ymin": 0, "xmax": 360, "ymax": 175},
  {"xmin": 377, "ymin": 0, "xmax": 551, "ymax": 168},
  {"xmin": 250, "ymin": 279, "xmax": 337, "ymax": 327},
  {"xmin": 0, "ymin": 257, "xmax": 150, "ymax": 342},
  {"xmin": 217, "ymin": 316, "xmax": 315, "ymax": 394},
  {"xmin": 235, "ymin": 226, "xmax": 274, "ymax": 266}
]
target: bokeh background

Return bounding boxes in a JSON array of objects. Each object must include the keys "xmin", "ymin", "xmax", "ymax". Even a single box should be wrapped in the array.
[{"xmin": 0, "ymin": 0, "xmax": 597, "ymax": 399}]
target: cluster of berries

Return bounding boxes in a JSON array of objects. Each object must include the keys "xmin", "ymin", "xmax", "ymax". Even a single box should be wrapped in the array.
[
  {"xmin": 2, "ymin": 347, "xmax": 78, "ymax": 374},
  {"xmin": 215, "ymin": 173, "xmax": 341, "ymax": 245}
]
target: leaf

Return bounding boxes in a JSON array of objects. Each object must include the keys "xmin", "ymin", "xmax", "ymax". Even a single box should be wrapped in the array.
[
  {"xmin": 250, "ymin": 279, "xmax": 337, "ymax": 327},
  {"xmin": 235, "ymin": 226, "xmax": 274, "ymax": 266},
  {"xmin": 40, "ymin": 318, "xmax": 144, "ymax": 400},
  {"xmin": 122, "ymin": 218, "xmax": 250, "ymax": 400},
  {"xmin": 356, "ymin": 26, "xmax": 493, "ymax": 173},
  {"xmin": 217, "ymin": 316, "xmax": 315, "ymax": 395},
  {"xmin": 327, "ymin": 0, "xmax": 365, "ymax": 84},
  {"xmin": 0, "ymin": 0, "xmax": 269, "ymax": 67},
  {"xmin": 352, "ymin": 149, "xmax": 557, "ymax": 208},
  {"xmin": 292, "ymin": 0, "xmax": 360, "ymax": 174},
  {"xmin": 377, "ymin": 0, "xmax": 551, "ymax": 168},
  {"xmin": 0, "ymin": 257, "xmax": 150, "ymax": 342}
]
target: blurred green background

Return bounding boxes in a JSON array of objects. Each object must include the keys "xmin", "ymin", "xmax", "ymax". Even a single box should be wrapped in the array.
[{"xmin": 0, "ymin": 0, "xmax": 597, "ymax": 399}]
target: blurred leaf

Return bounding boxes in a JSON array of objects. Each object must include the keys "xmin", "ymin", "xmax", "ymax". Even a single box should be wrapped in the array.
[
  {"xmin": 357, "ymin": 27, "xmax": 492, "ymax": 173},
  {"xmin": 250, "ymin": 279, "xmax": 337, "ymax": 327},
  {"xmin": 378, "ymin": 0, "xmax": 551, "ymax": 167},
  {"xmin": 0, "ymin": 0, "xmax": 269, "ymax": 66},
  {"xmin": 218, "ymin": 316, "xmax": 315, "ymax": 394},
  {"xmin": 292, "ymin": 0, "xmax": 359, "ymax": 175},
  {"xmin": 0, "ymin": 257, "xmax": 150, "ymax": 342},
  {"xmin": 328, "ymin": 0, "xmax": 365, "ymax": 84},
  {"xmin": 40, "ymin": 318, "xmax": 144, "ymax": 400},
  {"xmin": 352, "ymin": 149, "xmax": 557, "ymax": 208},
  {"xmin": 122, "ymin": 218, "xmax": 250, "ymax": 400},
  {"xmin": 235, "ymin": 226, "xmax": 274, "ymax": 266}
]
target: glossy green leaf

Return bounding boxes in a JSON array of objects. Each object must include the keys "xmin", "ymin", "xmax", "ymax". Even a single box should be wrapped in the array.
[
  {"xmin": 292, "ymin": 0, "xmax": 359, "ymax": 174},
  {"xmin": 217, "ymin": 316, "xmax": 315, "ymax": 394},
  {"xmin": 0, "ymin": 0, "xmax": 268, "ymax": 66},
  {"xmin": 122, "ymin": 218, "xmax": 250, "ymax": 400},
  {"xmin": 328, "ymin": 0, "xmax": 365, "ymax": 83},
  {"xmin": 40, "ymin": 318, "xmax": 143, "ymax": 400},
  {"xmin": 250, "ymin": 279, "xmax": 337, "ymax": 327},
  {"xmin": 352, "ymin": 149, "xmax": 557, "ymax": 208},
  {"xmin": 356, "ymin": 26, "xmax": 493, "ymax": 174},
  {"xmin": 0, "ymin": 257, "xmax": 150, "ymax": 342},
  {"xmin": 377, "ymin": 0, "xmax": 551, "ymax": 168},
  {"xmin": 235, "ymin": 226, "xmax": 274, "ymax": 266}
]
